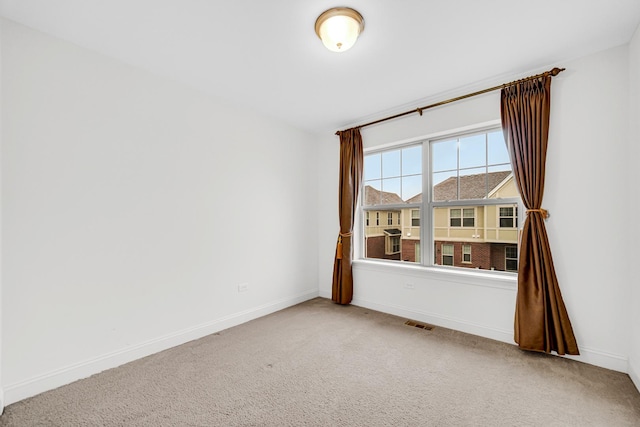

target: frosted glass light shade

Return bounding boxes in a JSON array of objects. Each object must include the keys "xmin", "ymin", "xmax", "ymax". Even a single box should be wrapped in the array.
[{"xmin": 315, "ymin": 8, "xmax": 364, "ymax": 53}]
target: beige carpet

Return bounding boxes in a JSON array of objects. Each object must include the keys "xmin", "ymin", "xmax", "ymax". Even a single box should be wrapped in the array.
[{"xmin": 1, "ymin": 297, "xmax": 639, "ymax": 426}]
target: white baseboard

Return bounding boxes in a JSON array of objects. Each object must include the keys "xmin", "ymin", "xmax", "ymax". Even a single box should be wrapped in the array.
[
  {"xmin": 629, "ymin": 359, "xmax": 640, "ymax": 393},
  {"xmin": 3, "ymin": 289, "xmax": 318, "ymax": 406},
  {"xmin": 566, "ymin": 346, "xmax": 628, "ymax": 373},
  {"xmin": 0, "ymin": 388, "xmax": 4, "ymax": 415},
  {"xmin": 351, "ymin": 297, "xmax": 514, "ymax": 344},
  {"xmin": 350, "ymin": 297, "xmax": 629, "ymax": 373}
]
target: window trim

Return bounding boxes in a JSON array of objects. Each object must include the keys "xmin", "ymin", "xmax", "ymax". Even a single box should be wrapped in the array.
[
  {"xmin": 411, "ymin": 209, "xmax": 420, "ymax": 226},
  {"xmin": 505, "ymin": 245, "xmax": 518, "ymax": 272},
  {"xmin": 441, "ymin": 243, "xmax": 454, "ymax": 266},
  {"xmin": 462, "ymin": 244, "xmax": 472, "ymax": 264},
  {"xmin": 359, "ymin": 121, "xmax": 520, "ymax": 280},
  {"xmin": 499, "ymin": 206, "xmax": 518, "ymax": 228}
]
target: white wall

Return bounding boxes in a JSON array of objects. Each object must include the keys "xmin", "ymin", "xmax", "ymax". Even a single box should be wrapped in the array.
[
  {"xmin": 1, "ymin": 19, "xmax": 319, "ymax": 404},
  {"xmin": 629, "ymin": 23, "xmax": 640, "ymax": 391},
  {"xmin": 318, "ymin": 45, "xmax": 632, "ymax": 373}
]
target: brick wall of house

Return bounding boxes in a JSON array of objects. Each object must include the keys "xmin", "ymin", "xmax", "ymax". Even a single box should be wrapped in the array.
[
  {"xmin": 401, "ymin": 239, "xmax": 419, "ymax": 263},
  {"xmin": 434, "ymin": 241, "xmax": 492, "ymax": 270},
  {"xmin": 490, "ymin": 243, "xmax": 507, "ymax": 271},
  {"xmin": 365, "ymin": 236, "xmax": 401, "ymax": 261}
]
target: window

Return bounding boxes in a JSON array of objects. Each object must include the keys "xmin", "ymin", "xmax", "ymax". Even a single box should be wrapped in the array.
[
  {"xmin": 505, "ymin": 246, "xmax": 518, "ymax": 271},
  {"xmin": 391, "ymin": 236, "xmax": 400, "ymax": 253},
  {"xmin": 463, "ymin": 209, "xmax": 475, "ymax": 227},
  {"xmin": 450, "ymin": 208, "xmax": 475, "ymax": 227},
  {"xmin": 366, "ymin": 212, "xmax": 370, "ymax": 226},
  {"xmin": 442, "ymin": 244, "xmax": 454, "ymax": 266},
  {"xmin": 411, "ymin": 209, "xmax": 420, "ymax": 226},
  {"xmin": 362, "ymin": 126, "xmax": 520, "ymax": 273},
  {"xmin": 376, "ymin": 212, "xmax": 379, "ymax": 226},
  {"xmin": 499, "ymin": 206, "xmax": 518, "ymax": 228},
  {"xmin": 462, "ymin": 244, "xmax": 471, "ymax": 263},
  {"xmin": 384, "ymin": 229, "xmax": 402, "ymax": 255},
  {"xmin": 363, "ymin": 145, "xmax": 422, "ymax": 263},
  {"xmin": 450, "ymin": 209, "xmax": 461, "ymax": 227}
]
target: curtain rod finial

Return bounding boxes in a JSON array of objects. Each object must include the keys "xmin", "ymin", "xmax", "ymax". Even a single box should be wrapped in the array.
[{"xmin": 550, "ymin": 67, "xmax": 565, "ymax": 76}]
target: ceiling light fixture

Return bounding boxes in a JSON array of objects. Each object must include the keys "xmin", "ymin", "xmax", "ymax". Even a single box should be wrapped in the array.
[{"xmin": 314, "ymin": 7, "xmax": 364, "ymax": 53}]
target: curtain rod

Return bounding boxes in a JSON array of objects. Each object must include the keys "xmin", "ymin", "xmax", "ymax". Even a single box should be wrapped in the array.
[{"xmin": 336, "ymin": 67, "xmax": 565, "ymax": 134}]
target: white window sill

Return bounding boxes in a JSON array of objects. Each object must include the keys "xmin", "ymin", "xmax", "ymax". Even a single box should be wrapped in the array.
[{"xmin": 352, "ymin": 258, "xmax": 517, "ymax": 291}]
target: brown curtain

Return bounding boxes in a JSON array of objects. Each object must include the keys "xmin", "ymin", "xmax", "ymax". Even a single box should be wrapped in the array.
[
  {"xmin": 332, "ymin": 128, "xmax": 364, "ymax": 305},
  {"xmin": 500, "ymin": 75, "xmax": 579, "ymax": 355}
]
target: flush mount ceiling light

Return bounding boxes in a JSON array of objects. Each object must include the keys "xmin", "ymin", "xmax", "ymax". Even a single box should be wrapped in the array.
[{"xmin": 315, "ymin": 7, "xmax": 365, "ymax": 53}]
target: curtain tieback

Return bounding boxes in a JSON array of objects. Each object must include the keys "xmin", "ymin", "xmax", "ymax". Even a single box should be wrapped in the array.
[
  {"xmin": 526, "ymin": 208, "xmax": 549, "ymax": 219},
  {"xmin": 337, "ymin": 232, "xmax": 353, "ymax": 260}
]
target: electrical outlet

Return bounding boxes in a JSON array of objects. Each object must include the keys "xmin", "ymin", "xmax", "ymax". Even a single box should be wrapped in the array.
[
  {"xmin": 404, "ymin": 283, "xmax": 415, "ymax": 290},
  {"xmin": 238, "ymin": 283, "xmax": 248, "ymax": 293}
]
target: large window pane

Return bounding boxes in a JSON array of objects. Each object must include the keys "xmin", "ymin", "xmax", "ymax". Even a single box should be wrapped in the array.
[
  {"xmin": 363, "ymin": 145, "xmax": 422, "ymax": 264},
  {"xmin": 363, "ymin": 128, "xmax": 518, "ymax": 273},
  {"xmin": 431, "ymin": 129, "xmax": 518, "ymax": 273}
]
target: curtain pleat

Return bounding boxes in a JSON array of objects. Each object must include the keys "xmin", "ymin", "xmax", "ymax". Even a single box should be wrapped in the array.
[
  {"xmin": 500, "ymin": 76, "xmax": 579, "ymax": 355},
  {"xmin": 332, "ymin": 128, "xmax": 364, "ymax": 305}
]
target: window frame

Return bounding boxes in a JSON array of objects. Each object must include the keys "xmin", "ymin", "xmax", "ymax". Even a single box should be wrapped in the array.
[
  {"xmin": 360, "ymin": 123, "xmax": 521, "ymax": 277},
  {"xmin": 499, "ymin": 206, "xmax": 518, "ymax": 228},
  {"xmin": 505, "ymin": 245, "xmax": 518, "ymax": 272},
  {"xmin": 462, "ymin": 244, "xmax": 472, "ymax": 264},
  {"xmin": 441, "ymin": 243, "xmax": 454, "ymax": 266},
  {"xmin": 411, "ymin": 209, "xmax": 420, "ymax": 226}
]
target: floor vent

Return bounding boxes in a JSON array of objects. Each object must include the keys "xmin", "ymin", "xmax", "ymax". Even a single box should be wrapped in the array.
[{"xmin": 404, "ymin": 320, "xmax": 434, "ymax": 330}]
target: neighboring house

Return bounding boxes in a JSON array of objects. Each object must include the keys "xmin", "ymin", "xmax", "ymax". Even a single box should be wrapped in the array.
[
  {"xmin": 363, "ymin": 186, "xmax": 404, "ymax": 261},
  {"xmin": 364, "ymin": 171, "xmax": 519, "ymax": 271}
]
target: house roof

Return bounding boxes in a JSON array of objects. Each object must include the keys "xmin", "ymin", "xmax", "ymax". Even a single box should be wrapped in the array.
[
  {"xmin": 364, "ymin": 185, "xmax": 405, "ymax": 206},
  {"xmin": 434, "ymin": 171, "xmax": 512, "ymax": 201},
  {"xmin": 406, "ymin": 193, "xmax": 422, "ymax": 204},
  {"xmin": 384, "ymin": 171, "xmax": 513, "ymax": 205}
]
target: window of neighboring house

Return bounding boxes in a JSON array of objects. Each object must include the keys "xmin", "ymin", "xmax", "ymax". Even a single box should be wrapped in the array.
[
  {"xmin": 450, "ymin": 209, "xmax": 461, "ymax": 227},
  {"xmin": 463, "ymin": 208, "xmax": 475, "ymax": 227},
  {"xmin": 376, "ymin": 212, "xmax": 380, "ymax": 226},
  {"xmin": 363, "ymin": 144, "xmax": 422, "ymax": 263},
  {"xmin": 462, "ymin": 244, "xmax": 471, "ymax": 263},
  {"xmin": 442, "ymin": 244, "xmax": 454, "ymax": 266},
  {"xmin": 391, "ymin": 236, "xmax": 400, "ymax": 253},
  {"xmin": 499, "ymin": 206, "xmax": 518, "ymax": 228},
  {"xmin": 411, "ymin": 209, "xmax": 420, "ymax": 226},
  {"xmin": 450, "ymin": 208, "xmax": 475, "ymax": 227},
  {"xmin": 384, "ymin": 230, "xmax": 402, "ymax": 254},
  {"xmin": 366, "ymin": 212, "xmax": 370, "ymax": 226},
  {"xmin": 362, "ymin": 127, "xmax": 520, "ymax": 273},
  {"xmin": 505, "ymin": 246, "xmax": 518, "ymax": 271}
]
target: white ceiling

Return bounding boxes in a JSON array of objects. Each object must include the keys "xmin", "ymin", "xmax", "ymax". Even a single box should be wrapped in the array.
[{"xmin": 1, "ymin": 0, "xmax": 639, "ymax": 134}]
